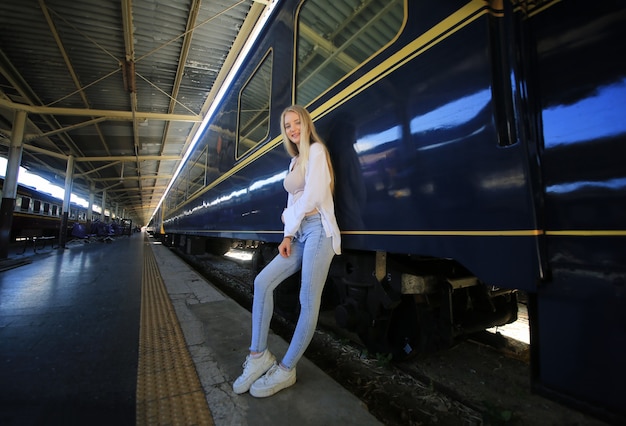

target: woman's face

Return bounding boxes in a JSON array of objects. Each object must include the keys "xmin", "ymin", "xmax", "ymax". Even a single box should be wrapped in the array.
[{"xmin": 283, "ymin": 111, "xmax": 301, "ymax": 145}]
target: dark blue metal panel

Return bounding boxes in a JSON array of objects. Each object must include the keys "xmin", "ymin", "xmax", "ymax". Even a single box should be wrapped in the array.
[{"xmin": 528, "ymin": 1, "xmax": 626, "ymax": 420}]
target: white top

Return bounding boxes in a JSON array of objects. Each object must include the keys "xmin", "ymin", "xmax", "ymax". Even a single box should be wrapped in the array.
[{"xmin": 282, "ymin": 143, "xmax": 342, "ymax": 255}]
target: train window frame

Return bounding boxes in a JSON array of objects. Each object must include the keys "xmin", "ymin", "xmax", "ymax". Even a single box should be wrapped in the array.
[
  {"xmin": 236, "ymin": 48, "xmax": 273, "ymax": 160},
  {"xmin": 185, "ymin": 144, "xmax": 209, "ymax": 201},
  {"xmin": 172, "ymin": 179, "xmax": 186, "ymax": 210},
  {"xmin": 19, "ymin": 196, "xmax": 31, "ymax": 212},
  {"xmin": 294, "ymin": 0, "xmax": 406, "ymax": 107}
]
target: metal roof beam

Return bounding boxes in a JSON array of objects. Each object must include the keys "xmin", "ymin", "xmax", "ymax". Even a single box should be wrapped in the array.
[
  {"xmin": 39, "ymin": 0, "xmax": 114, "ymax": 179},
  {"xmin": 121, "ymin": 0, "xmax": 144, "ymax": 211},
  {"xmin": 92, "ymin": 175, "xmax": 173, "ymax": 182},
  {"xmin": 24, "ymin": 117, "xmax": 108, "ymax": 142},
  {"xmin": 77, "ymin": 155, "xmax": 180, "ymax": 162},
  {"xmin": 0, "ymin": 140, "xmax": 181, "ymax": 163},
  {"xmin": 0, "ymin": 99, "xmax": 202, "ymax": 121},
  {"xmin": 107, "ymin": 185, "xmax": 168, "ymax": 193}
]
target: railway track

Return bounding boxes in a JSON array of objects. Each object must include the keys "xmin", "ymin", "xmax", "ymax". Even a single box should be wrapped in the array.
[{"xmin": 174, "ymin": 248, "xmax": 609, "ymax": 426}]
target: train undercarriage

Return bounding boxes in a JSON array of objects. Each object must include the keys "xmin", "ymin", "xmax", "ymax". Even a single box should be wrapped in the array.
[
  {"xmin": 157, "ymin": 233, "xmax": 518, "ymax": 360},
  {"xmin": 252, "ymin": 242, "xmax": 519, "ymax": 361},
  {"xmin": 159, "ymin": 233, "xmax": 519, "ymax": 360}
]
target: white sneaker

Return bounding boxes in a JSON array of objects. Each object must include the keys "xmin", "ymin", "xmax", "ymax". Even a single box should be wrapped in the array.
[
  {"xmin": 250, "ymin": 362, "xmax": 296, "ymax": 398},
  {"xmin": 232, "ymin": 350, "xmax": 276, "ymax": 394}
]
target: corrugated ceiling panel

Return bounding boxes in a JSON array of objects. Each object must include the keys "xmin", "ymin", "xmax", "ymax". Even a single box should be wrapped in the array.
[{"xmin": 0, "ymin": 0, "xmax": 258, "ymax": 222}]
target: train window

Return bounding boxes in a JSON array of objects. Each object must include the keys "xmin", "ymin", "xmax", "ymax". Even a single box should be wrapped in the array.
[
  {"xmin": 19, "ymin": 196, "xmax": 31, "ymax": 211},
  {"xmin": 33, "ymin": 199, "xmax": 42, "ymax": 214},
  {"xmin": 172, "ymin": 181, "xmax": 185, "ymax": 209},
  {"xmin": 296, "ymin": 0, "xmax": 405, "ymax": 106},
  {"xmin": 237, "ymin": 50, "xmax": 273, "ymax": 158},
  {"xmin": 187, "ymin": 145, "xmax": 208, "ymax": 198},
  {"xmin": 43, "ymin": 202, "xmax": 50, "ymax": 215},
  {"xmin": 52, "ymin": 204, "xmax": 58, "ymax": 216}
]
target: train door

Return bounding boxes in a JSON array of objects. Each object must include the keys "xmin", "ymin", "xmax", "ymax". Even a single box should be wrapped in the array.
[{"xmin": 525, "ymin": 1, "xmax": 626, "ymax": 421}]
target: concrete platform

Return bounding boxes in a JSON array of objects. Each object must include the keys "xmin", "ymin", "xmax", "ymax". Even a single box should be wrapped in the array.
[
  {"xmin": 150, "ymin": 240, "xmax": 382, "ymax": 425},
  {"xmin": 0, "ymin": 235, "xmax": 143, "ymax": 426},
  {"xmin": 0, "ymin": 233, "xmax": 381, "ymax": 425}
]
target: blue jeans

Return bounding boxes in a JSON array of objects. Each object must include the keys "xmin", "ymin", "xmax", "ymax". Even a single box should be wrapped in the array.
[{"xmin": 250, "ymin": 214, "xmax": 335, "ymax": 370}]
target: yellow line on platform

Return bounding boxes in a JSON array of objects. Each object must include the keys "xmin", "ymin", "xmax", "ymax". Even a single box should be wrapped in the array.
[{"xmin": 136, "ymin": 242, "xmax": 214, "ymax": 425}]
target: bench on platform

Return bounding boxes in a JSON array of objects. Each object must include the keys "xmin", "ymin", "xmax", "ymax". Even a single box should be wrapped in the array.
[{"xmin": 17, "ymin": 235, "xmax": 58, "ymax": 254}]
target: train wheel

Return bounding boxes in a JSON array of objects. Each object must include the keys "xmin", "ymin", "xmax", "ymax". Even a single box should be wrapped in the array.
[
  {"xmin": 251, "ymin": 244, "xmax": 278, "ymax": 273},
  {"xmin": 386, "ymin": 296, "xmax": 420, "ymax": 361},
  {"xmin": 355, "ymin": 296, "xmax": 420, "ymax": 362},
  {"xmin": 206, "ymin": 237, "xmax": 232, "ymax": 255},
  {"xmin": 355, "ymin": 314, "xmax": 392, "ymax": 359}
]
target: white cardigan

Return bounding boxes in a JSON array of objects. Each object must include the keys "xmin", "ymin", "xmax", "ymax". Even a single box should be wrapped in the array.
[{"xmin": 282, "ymin": 143, "xmax": 342, "ymax": 255}]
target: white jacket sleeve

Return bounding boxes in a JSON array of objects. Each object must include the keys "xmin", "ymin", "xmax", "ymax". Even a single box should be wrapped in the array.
[{"xmin": 283, "ymin": 144, "xmax": 331, "ymax": 237}]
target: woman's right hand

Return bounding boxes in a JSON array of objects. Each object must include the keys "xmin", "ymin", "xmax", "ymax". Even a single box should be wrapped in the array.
[{"xmin": 279, "ymin": 237, "xmax": 292, "ymax": 257}]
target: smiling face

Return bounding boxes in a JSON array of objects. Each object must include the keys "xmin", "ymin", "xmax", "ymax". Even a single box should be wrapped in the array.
[{"xmin": 283, "ymin": 111, "xmax": 302, "ymax": 145}]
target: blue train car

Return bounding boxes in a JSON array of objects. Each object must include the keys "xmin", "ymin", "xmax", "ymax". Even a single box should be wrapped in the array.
[
  {"xmin": 151, "ymin": 1, "xmax": 626, "ymax": 421},
  {"xmin": 0, "ymin": 176, "xmax": 97, "ymax": 242}
]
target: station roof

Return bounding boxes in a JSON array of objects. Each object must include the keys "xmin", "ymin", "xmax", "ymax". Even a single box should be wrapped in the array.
[{"xmin": 0, "ymin": 0, "xmax": 268, "ymax": 225}]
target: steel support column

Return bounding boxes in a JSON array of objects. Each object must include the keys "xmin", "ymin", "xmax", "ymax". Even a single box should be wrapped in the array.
[
  {"xmin": 59, "ymin": 155, "xmax": 74, "ymax": 249},
  {"xmin": 87, "ymin": 183, "xmax": 95, "ymax": 223},
  {"xmin": 0, "ymin": 110, "xmax": 27, "ymax": 259},
  {"xmin": 102, "ymin": 189, "xmax": 107, "ymax": 222}
]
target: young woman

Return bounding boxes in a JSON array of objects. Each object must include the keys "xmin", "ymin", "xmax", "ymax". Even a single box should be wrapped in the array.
[{"xmin": 233, "ymin": 105, "xmax": 341, "ymax": 398}]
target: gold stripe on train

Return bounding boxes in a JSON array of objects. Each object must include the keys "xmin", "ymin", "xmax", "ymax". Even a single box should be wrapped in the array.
[{"xmin": 174, "ymin": 228, "xmax": 626, "ymax": 238}]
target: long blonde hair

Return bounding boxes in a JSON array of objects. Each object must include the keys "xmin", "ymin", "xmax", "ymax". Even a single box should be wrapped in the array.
[{"xmin": 280, "ymin": 105, "xmax": 335, "ymax": 192}]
